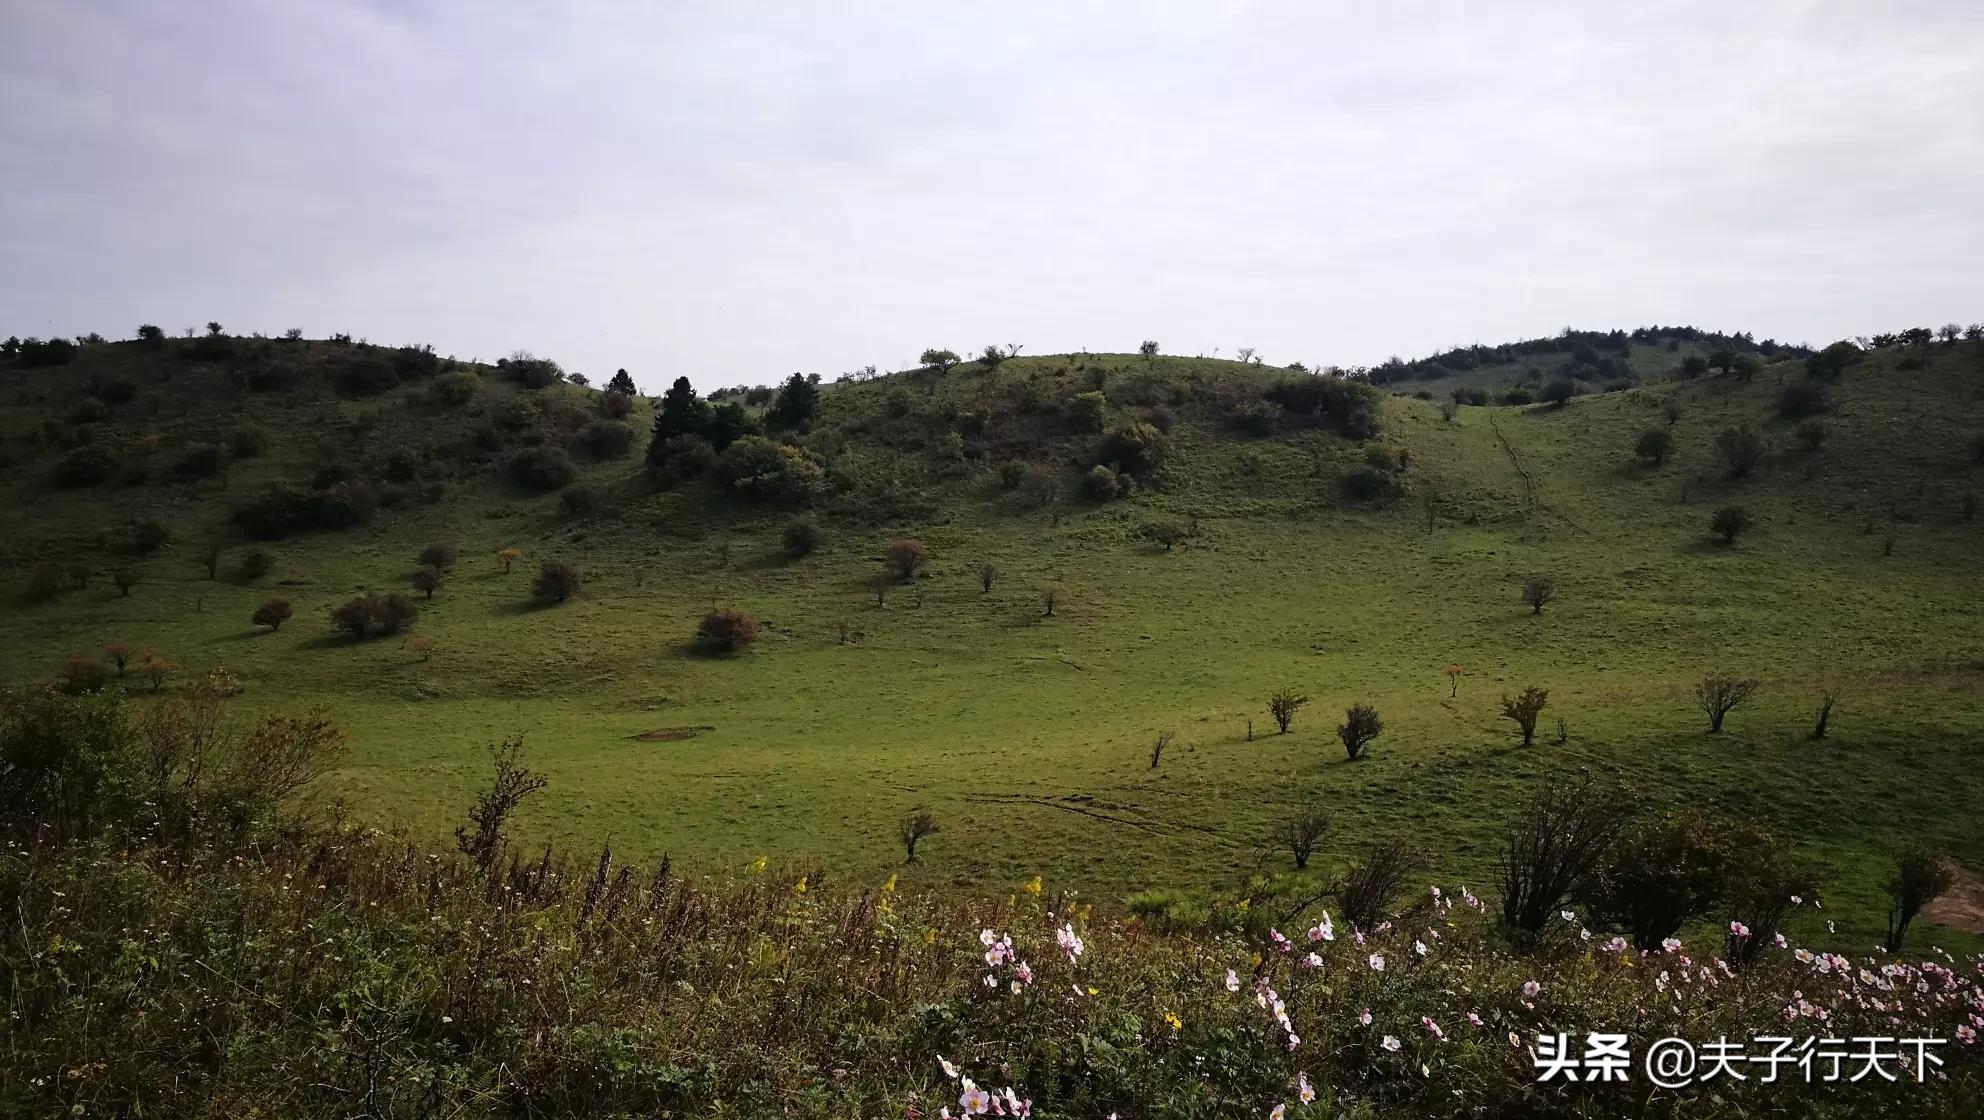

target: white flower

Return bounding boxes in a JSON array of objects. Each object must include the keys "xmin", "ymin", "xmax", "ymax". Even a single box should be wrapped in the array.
[
  {"xmin": 939, "ymin": 1056, "xmax": 959, "ymax": 1080},
  {"xmin": 1359, "ymin": 1008, "xmax": 1372, "ymax": 1026},
  {"xmin": 1368, "ymin": 953, "xmax": 1386, "ymax": 971},
  {"xmin": 1381, "ymin": 1034, "xmax": 1402, "ymax": 1052},
  {"xmin": 1298, "ymin": 1071, "xmax": 1315, "ymax": 1103},
  {"xmin": 1269, "ymin": 1105, "xmax": 1286, "ymax": 1120},
  {"xmin": 1225, "ymin": 968, "xmax": 1241, "ymax": 992},
  {"xmin": 1521, "ymin": 980, "xmax": 1540, "ymax": 998},
  {"xmin": 1560, "ymin": 909, "xmax": 1577, "ymax": 922}
]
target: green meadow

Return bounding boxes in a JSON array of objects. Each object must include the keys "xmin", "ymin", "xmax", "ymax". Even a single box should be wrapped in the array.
[{"xmin": 3, "ymin": 334, "xmax": 1981, "ymax": 953}]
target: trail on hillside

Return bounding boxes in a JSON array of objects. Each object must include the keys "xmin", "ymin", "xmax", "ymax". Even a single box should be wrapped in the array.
[{"xmin": 1486, "ymin": 412, "xmax": 1596, "ymax": 538}]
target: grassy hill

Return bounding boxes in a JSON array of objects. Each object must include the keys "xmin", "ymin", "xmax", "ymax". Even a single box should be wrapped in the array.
[{"xmin": 2, "ymin": 326, "xmax": 1982, "ymax": 959}]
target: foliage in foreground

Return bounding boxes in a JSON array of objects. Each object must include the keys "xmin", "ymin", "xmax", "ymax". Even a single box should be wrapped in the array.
[{"xmin": 1, "ymin": 824, "xmax": 1978, "ymax": 1119}]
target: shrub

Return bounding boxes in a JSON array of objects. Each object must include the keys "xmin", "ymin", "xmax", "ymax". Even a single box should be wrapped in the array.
[
  {"xmin": 112, "ymin": 568, "xmax": 140, "ymax": 597},
  {"xmin": 532, "ymin": 560, "xmax": 582, "ymax": 603},
  {"xmin": 764, "ymin": 372, "xmax": 821, "ymax": 431},
  {"xmin": 597, "ymin": 389, "xmax": 633, "ymax": 418},
  {"xmin": 1520, "ymin": 576, "xmax": 1554, "ymax": 614},
  {"xmin": 455, "ymin": 735, "xmax": 548, "ymax": 871},
  {"xmin": 1715, "ymin": 425, "xmax": 1765, "ymax": 477},
  {"xmin": 504, "ymin": 355, "xmax": 565, "ymax": 389},
  {"xmin": 1710, "ymin": 505, "xmax": 1751, "ymax": 544},
  {"xmin": 1795, "ymin": 418, "xmax": 1828, "ymax": 450},
  {"xmin": 694, "ymin": 609, "xmax": 759, "ymax": 654},
  {"xmin": 1451, "ymin": 386, "xmax": 1490, "ymax": 406},
  {"xmin": 1693, "ymin": 674, "xmax": 1759, "ymax": 732},
  {"xmin": 1634, "ymin": 427, "xmax": 1672, "ymax": 466},
  {"xmin": 1337, "ymin": 703, "xmax": 1383, "ymax": 760},
  {"xmin": 430, "ymin": 370, "xmax": 479, "ymax": 406},
  {"xmin": 0, "ymin": 688, "xmax": 132, "ymax": 834},
  {"xmin": 335, "ymin": 355, "xmax": 399, "ymax": 396},
  {"xmin": 1139, "ymin": 520, "xmax": 1188, "ymax": 550},
  {"xmin": 1539, "ymin": 377, "xmax": 1579, "ymax": 406},
  {"xmin": 899, "ymin": 808, "xmax": 940, "ymax": 861},
  {"xmin": 54, "ymin": 445, "xmax": 116, "ymax": 487},
  {"xmin": 559, "ymin": 485, "xmax": 598, "ymax": 516},
  {"xmin": 711, "ymin": 437, "xmax": 824, "ymax": 507},
  {"xmin": 1078, "ymin": 464, "xmax": 1120, "ymax": 501},
  {"xmin": 171, "ymin": 443, "xmax": 230, "ymax": 481},
  {"xmin": 509, "ymin": 446, "xmax": 577, "ymax": 491},
  {"xmin": 1267, "ymin": 687, "xmax": 1309, "ymax": 734},
  {"xmin": 1499, "ymin": 387, "xmax": 1535, "ymax": 406},
  {"xmin": 997, "ymin": 460, "xmax": 1029, "ymax": 489},
  {"xmin": 136, "ymin": 647, "xmax": 173, "ymax": 691},
  {"xmin": 1577, "ymin": 810, "xmax": 1757, "ymax": 950},
  {"xmin": 884, "ymin": 539, "xmax": 928, "ymax": 579},
  {"xmin": 579, "ymin": 420, "xmax": 635, "ymax": 460},
  {"xmin": 1500, "ymin": 685, "xmax": 1549, "ymax": 745},
  {"xmin": 1070, "ymin": 391, "xmax": 1107, "ymax": 432},
  {"xmin": 1018, "ymin": 465, "xmax": 1060, "ymax": 506},
  {"xmin": 329, "ymin": 593, "xmax": 416, "ymax": 640},
  {"xmin": 649, "ymin": 435, "xmax": 717, "ymax": 484},
  {"xmin": 1265, "ymin": 376, "xmax": 1379, "ymax": 437},
  {"xmin": 232, "ymin": 481, "xmax": 377, "ymax": 539},
  {"xmin": 917, "ymin": 349, "xmax": 960, "ymax": 374},
  {"xmin": 23, "ymin": 565, "xmax": 66, "ymax": 603},
  {"xmin": 1497, "ymin": 777, "xmax": 1626, "ymax": 934},
  {"xmin": 418, "ymin": 543, "xmax": 458, "ymax": 571},
  {"xmin": 1281, "ymin": 805, "xmax": 1326, "ymax": 868},
  {"xmin": 1098, "ymin": 422, "xmax": 1166, "ymax": 477},
  {"xmin": 781, "ymin": 518, "xmax": 822, "ymax": 556},
  {"xmin": 1335, "ymin": 839, "xmax": 1423, "ymax": 931},
  {"xmin": 495, "ymin": 547, "xmax": 522, "ymax": 574},
  {"xmin": 1776, "ymin": 380, "xmax": 1829, "ymax": 419},
  {"xmin": 978, "ymin": 563, "xmax": 998, "ymax": 593},
  {"xmin": 58, "ymin": 654, "xmax": 112, "ymax": 695},
  {"xmin": 1882, "ymin": 847, "xmax": 1954, "ymax": 952},
  {"xmin": 1340, "ymin": 465, "xmax": 1398, "ymax": 502},
  {"xmin": 1804, "ymin": 339, "xmax": 1864, "ymax": 380},
  {"xmin": 251, "ymin": 598, "xmax": 292, "ymax": 631},
  {"xmin": 101, "ymin": 642, "xmax": 133, "ymax": 676},
  {"xmin": 410, "ymin": 564, "xmax": 444, "ymax": 599},
  {"xmin": 225, "ymin": 424, "xmax": 269, "ymax": 459}
]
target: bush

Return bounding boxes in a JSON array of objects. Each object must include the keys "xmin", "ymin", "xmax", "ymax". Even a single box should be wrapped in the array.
[
  {"xmin": 328, "ymin": 593, "xmax": 416, "ymax": 640},
  {"xmin": 251, "ymin": 598, "xmax": 292, "ymax": 631},
  {"xmin": 232, "ymin": 481, "xmax": 377, "ymax": 539},
  {"xmin": 1335, "ymin": 839, "xmax": 1422, "ymax": 931},
  {"xmin": 1081, "ymin": 464, "xmax": 1123, "ymax": 501},
  {"xmin": 649, "ymin": 435, "xmax": 717, "ymax": 484},
  {"xmin": 509, "ymin": 447, "xmax": 577, "ymax": 491},
  {"xmin": 1265, "ymin": 376, "xmax": 1380, "ymax": 436},
  {"xmin": 1267, "ymin": 687, "xmax": 1309, "ymax": 734},
  {"xmin": 417, "ymin": 543, "xmax": 458, "ymax": 571},
  {"xmin": 1776, "ymin": 380, "xmax": 1829, "ymax": 419},
  {"xmin": 1539, "ymin": 377, "xmax": 1580, "ymax": 406},
  {"xmin": 23, "ymin": 565, "xmax": 67, "ymax": 602},
  {"xmin": 1500, "ymin": 685, "xmax": 1548, "ymax": 745},
  {"xmin": 1498, "ymin": 776, "xmax": 1626, "ymax": 934},
  {"xmin": 1578, "ymin": 810, "xmax": 1759, "ymax": 950},
  {"xmin": 1634, "ymin": 427, "xmax": 1672, "ymax": 466},
  {"xmin": 1795, "ymin": 418, "xmax": 1829, "ymax": 450},
  {"xmin": 503, "ymin": 355, "xmax": 565, "ymax": 389},
  {"xmin": 391, "ymin": 345, "xmax": 440, "ymax": 379},
  {"xmin": 1098, "ymin": 422, "xmax": 1166, "ymax": 478},
  {"xmin": 1498, "ymin": 387, "xmax": 1535, "ymax": 406},
  {"xmin": 1451, "ymin": 386, "xmax": 1490, "ymax": 406},
  {"xmin": 579, "ymin": 420, "xmax": 635, "ymax": 460},
  {"xmin": 335, "ymin": 355, "xmax": 399, "ymax": 396},
  {"xmin": 1139, "ymin": 520, "xmax": 1188, "ymax": 550},
  {"xmin": 1884, "ymin": 848, "xmax": 1955, "ymax": 952},
  {"xmin": 1018, "ymin": 465, "xmax": 1060, "ymax": 506},
  {"xmin": 409, "ymin": 565, "xmax": 444, "ymax": 599},
  {"xmin": 597, "ymin": 389, "xmax": 633, "ymax": 418},
  {"xmin": 57, "ymin": 654, "xmax": 112, "ymax": 695},
  {"xmin": 710, "ymin": 437, "xmax": 824, "ymax": 507},
  {"xmin": 782, "ymin": 518, "xmax": 822, "ymax": 555},
  {"xmin": 694, "ymin": 609, "xmax": 759, "ymax": 654},
  {"xmin": 225, "ymin": 424, "xmax": 269, "ymax": 459},
  {"xmin": 532, "ymin": 560, "xmax": 582, "ymax": 603},
  {"xmin": 1070, "ymin": 391, "xmax": 1107, "ymax": 432},
  {"xmin": 128, "ymin": 518, "xmax": 171, "ymax": 556},
  {"xmin": 54, "ymin": 445, "xmax": 116, "ymax": 487},
  {"xmin": 1337, "ymin": 703, "xmax": 1383, "ymax": 760},
  {"xmin": 0, "ymin": 688, "xmax": 132, "ymax": 834},
  {"xmin": 559, "ymin": 485, "xmax": 597, "ymax": 516},
  {"xmin": 1710, "ymin": 505, "xmax": 1751, "ymax": 544},
  {"xmin": 1715, "ymin": 425, "xmax": 1766, "ymax": 477},
  {"xmin": 1693, "ymin": 674, "xmax": 1759, "ymax": 731},
  {"xmin": 171, "ymin": 443, "xmax": 230, "ymax": 481},
  {"xmin": 884, "ymin": 538, "xmax": 927, "ymax": 579},
  {"xmin": 1340, "ymin": 465, "xmax": 1399, "ymax": 503},
  {"xmin": 430, "ymin": 371, "xmax": 479, "ymax": 406}
]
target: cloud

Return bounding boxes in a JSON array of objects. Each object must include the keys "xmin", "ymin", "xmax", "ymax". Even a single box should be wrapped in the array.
[{"xmin": 2, "ymin": 0, "xmax": 1979, "ymax": 388}]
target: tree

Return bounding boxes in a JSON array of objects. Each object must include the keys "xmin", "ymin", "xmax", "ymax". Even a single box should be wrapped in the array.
[
  {"xmin": 606, "ymin": 369, "xmax": 637, "ymax": 396},
  {"xmin": 1679, "ymin": 354, "xmax": 1709, "ymax": 378},
  {"xmin": 102, "ymin": 642, "xmax": 133, "ymax": 676},
  {"xmin": 496, "ymin": 547, "xmax": 522, "ymax": 573},
  {"xmin": 1540, "ymin": 377, "xmax": 1579, "ymax": 406},
  {"xmin": 1041, "ymin": 585, "xmax": 1059, "ymax": 617},
  {"xmin": 419, "ymin": 542, "xmax": 459, "ymax": 571},
  {"xmin": 1500, "ymin": 686, "xmax": 1549, "ymax": 745},
  {"xmin": 884, "ymin": 539, "xmax": 927, "ymax": 580},
  {"xmin": 1337, "ymin": 703, "xmax": 1383, "ymax": 760},
  {"xmin": 1497, "ymin": 777, "xmax": 1626, "ymax": 934},
  {"xmin": 1443, "ymin": 663, "xmax": 1464, "ymax": 697},
  {"xmin": 57, "ymin": 654, "xmax": 111, "ymax": 695},
  {"xmin": 978, "ymin": 563, "xmax": 998, "ymax": 593},
  {"xmin": 137, "ymin": 647, "xmax": 175, "ymax": 692},
  {"xmin": 252, "ymin": 598, "xmax": 292, "ymax": 631},
  {"xmin": 533, "ymin": 560, "xmax": 582, "ymax": 603},
  {"xmin": 136, "ymin": 323, "xmax": 166, "ymax": 348},
  {"xmin": 201, "ymin": 541, "xmax": 222, "ymax": 580},
  {"xmin": 781, "ymin": 518, "xmax": 822, "ymax": 556},
  {"xmin": 1267, "ymin": 687, "xmax": 1310, "ymax": 734},
  {"xmin": 1811, "ymin": 691, "xmax": 1837, "ymax": 740},
  {"xmin": 455, "ymin": 734, "xmax": 548, "ymax": 872},
  {"xmin": 410, "ymin": 564, "xmax": 444, "ymax": 600},
  {"xmin": 900, "ymin": 808, "xmax": 940, "ymax": 862},
  {"xmin": 1883, "ymin": 848, "xmax": 1953, "ymax": 952},
  {"xmin": 1715, "ymin": 425, "xmax": 1765, "ymax": 478},
  {"xmin": 113, "ymin": 568, "xmax": 139, "ymax": 598},
  {"xmin": 1282, "ymin": 804, "xmax": 1326, "ymax": 869},
  {"xmin": 1693, "ymin": 674, "xmax": 1759, "ymax": 732},
  {"xmin": 1635, "ymin": 427, "xmax": 1673, "ymax": 466},
  {"xmin": 1579, "ymin": 810, "xmax": 1757, "ymax": 950},
  {"xmin": 1708, "ymin": 347, "xmax": 1735, "ymax": 374},
  {"xmin": 764, "ymin": 372, "xmax": 821, "ymax": 431},
  {"xmin": 647, "ymin": 376, "xmax": 714, "ymax": 463},
  {"xmin": 695, "ymin": 609, "xmax": 758, "ymax": 654},
  {"xmin": 979, "ymin": 344, "xmax": 1006, "ymax": 370},
  {"xmin": 918, "ymin": 349, "xmax": 960, "ymax": 375},
  {"xmin": 1140, "ymin": 520, "xmax": 1188, "ymax": 550},
  {"xmin": 330, "ymin": 593, "xmax": 417, "ymax": 640},
  {"xmin": 1138, "ymin": 340, "xmax": 1159, "ymax": 362},
  {"xmin": 1521, "ymin": 576, "xmax": 1555, "ymax": 614},
  {"xmin": 1709, "ymin": 505, "xmax": 1751, "ymax": 545},
  {"xmin": 1147, "ymin": 729, "xmax": 1175, "ymax": 770}
]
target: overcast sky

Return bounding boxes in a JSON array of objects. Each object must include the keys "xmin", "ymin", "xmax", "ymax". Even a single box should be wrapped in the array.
[{"xmin": 3, "ymin": 1, "xmax": 1979, "ymax": 390}]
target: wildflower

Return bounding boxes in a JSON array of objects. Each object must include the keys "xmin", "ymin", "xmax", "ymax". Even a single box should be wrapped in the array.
[
  {"xmin": 1285, "ymin": 1032, "xmax": 1300, "ymax": 1051},
  {"xmin": 1269, "ymin": 1105, "xmax": 1286, "ymax": 1120},
  {"xmin": 793, "ymin": 876, "xmax": 807, "ymax": 894},
  {"xmin": 1309, "ymin": 913, "xmax": 1336, "ymax": 941},
  {"xmin": 1521, "ymin": 980, "xmax": 1540, "ymax": 998},
  {"xmin": 1368, "ymin": 953, "xmax": 1386, "ymax": 972},
  {"xmin": 1729, "ymin": 921, "xmax": 1750, "ymax": 939},
  {"xmin": 1056, "ymin": 923, "xmax": 1085, "ymax": 961},
  {"xmin": 1421, "ymin": 1015, "xmax": 1445, "ymax": 1039},
  {"xmin": 1163, "ymin": 1010, "xmax": 1182, "ymax": 1032},
  {"xmin": 960, "ymin": 1082, "xmax": 992, "ymax": 1116},
  {"xmin": 1661, "ymin": 937, "xmax": 1683, "ymax": 953},
  {"xmin": 747, "ymin": 855, "xmax": 767, "ymax": 875},
  {"xmin": 1795, "ymin": 948, "xmax": 1815, "ymax": 963},
  {"xmin": 882, "ymin": 873, "xmax": 897, "ymax": 893},
  {"xmin": 1790, "ymin": 894, "xmax": 1802, "ymax": 905},
  {"xmin": 1359, "ymin": 1008, "xmax": 1373, "ymax": 1026},
  {"xmin": 1774, "ymin": 932, "xmax": 1787, "ymax": 948},
  {"xmin": 1560, "ymin": 909, "xmax": 1576, "ymax": 923},
  {"xmin": 1024, "ymin": 875, "xmax": 1042, "ymax": 895},
  {"xmin": 1270, "ymin": 928, "xmax": 1292, "ymax": 953},
  {"xmin": 1467, "ymin": 1012, "xmax": 1483, "ymax": 1027},
  {"xmin": 1509, "ymin": 1031, "xmax": 1521, "ymax": 1048},
  {"xmin": 981, "ymin": 929, "xmax": 998, "ymax": 947},
  {"xmin": 1298, "ymin": 1071, "xmax": 1315, "ymax": 1104},
  {"xmin": 1603, "ymin": 936, "xmax": 1629, "ymax": 953},
  {"xmin": 939, "ymin": 1057, "xmax": 960, "ymax": 1080},
  {"xmin": 1413, "ymin": 940, "xmax": 1428, "ymax": 957},
  {"xmin": 1381, "ymin": 1035, "xmax": 1402, "ymax": 1052},
  {"xmin": 1014, "ymin": 960, "xmax": 1034, "ymax": 985},
  {"xmin": 1957, "ymin": 1025, "xmax": 1975, "ymax": 1045},
  {"xmin": 1225, "ymin": 968, "xmax": 1241, "ymax": 992},
  {"xmin": 1302, "ymin": 952, "xmax": 1323, "ymax": 969}
]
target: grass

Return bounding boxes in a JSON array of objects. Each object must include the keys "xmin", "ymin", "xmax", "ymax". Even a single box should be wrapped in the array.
[{"xmin": 2, "ymin": 336, "xmax": 1982, "ymax": 958}]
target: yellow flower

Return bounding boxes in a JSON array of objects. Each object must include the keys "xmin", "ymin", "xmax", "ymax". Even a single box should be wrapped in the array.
[
  {"xmin": 747, "ymin": 855, "xmax": 767, "ymax": 875},
  {"xmin": 1162, "ymin": 1010, "xmax": 1182, "ymax": 1031},
  {"xmin": 881, "ymin": 873, "xmax": 898, "ymax": 894},
  {"xmin": 923, "ymin": 928, "xmax": 937, "ymax": 944},
  {"xmin": 793, "ymin": 876, "xmax": 807, "ymax": 894},
  {"xmin": 1087, "ymin": 986, "xmax": 1098, "ymax": 996},
  {"xmin": 1024, "ymin": 875, "xmax": 1042, "ymax": 895},
  {"xmin": 1236, "ymin": 899, "xmax": 1250, "ymax": 912}
]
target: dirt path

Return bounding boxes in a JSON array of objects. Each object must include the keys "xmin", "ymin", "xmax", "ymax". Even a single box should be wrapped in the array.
[{"xmin": 1922, "ymin": 860, "xmax": 1984, "ymax": 935}]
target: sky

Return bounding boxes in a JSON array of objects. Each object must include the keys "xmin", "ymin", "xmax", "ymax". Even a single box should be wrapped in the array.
[{"xmin": 2, "ymin": 1, "xmax": 1980, "ymax": 392}]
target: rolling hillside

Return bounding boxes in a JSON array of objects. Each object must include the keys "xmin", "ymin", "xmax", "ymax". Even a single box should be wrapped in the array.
[{"xmin": 2, "ymin": 325, "xmax": 1981, "ymax": 954}]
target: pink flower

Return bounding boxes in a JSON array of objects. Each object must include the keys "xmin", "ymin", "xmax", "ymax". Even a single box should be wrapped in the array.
[
  {"xmin": 1467, "ymin": 1012, "xmax": 1484, "ymax": 1027},
  {"xmin": 1302, "ymin": 952, "xmax": 1323, "ymax": 969},
  {"xmin": 1413, "ymin": 940, "xmax": 1428, "ymax": 957},
  {"xmin": 1269, "ymin": 1105, "xmax": 1285, "ymax": 1120},
  {"xmin": 1381, "ymin": 1034, "xmax": 1402, "ymax": 1052},
  {"xmin": 1661, "ymin": 937, "xmax": 1683, "ymax": 953},
  {"xmin": 1729, "ymin": 921, "xmax": 1751, "ymax": 939},
  {"xmin": 1421, "ymin": 1016, "xmax": 1445, "ymax": 1039},
  {"xmin": 1774, "ymin": 932, "xmax": 1788, "ymax": 948},
  {"xmin": 1359, "ymin": 1008, "xmax": 1373, "ymax": 1026},
  {"xmin": 1225, "ymin": 968, "xmax": 1241, "ymax": 992},
  {"xmin": 1957, "ymin": 1025, "xmax": 1976, "ymax": 1045},
  {"xmin": 1309, "ymin": 913, "xmax": 1336, "ymax": 942},
  {"xmin": 1521, "ymin": 980, "xmax": 1540, "ymax": 998},
  {"xmin": 1298, "ymin": 1071, "xmax": 1315, "ymax": 1103},
  {"xmin": 1055, "ymin": 924, "xmax": 1084, "ymax": 961},
  {"xmin": 960, "ymin": 1083, "xmax": 992, "ymax": 1115},
  {"xmin": 1368, "ymin": 953, "xmax": 1386, "ymax": 972},
  {"xmin": 939, "ymin": 1056, "xmax": 960, "ymax": 1080}
]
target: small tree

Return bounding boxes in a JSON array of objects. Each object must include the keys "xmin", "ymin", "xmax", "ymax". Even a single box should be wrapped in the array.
[
  {"xmin": 978, "ymin": 563, "xmax": 998, "ymax": 593},
  {"xmin": 1282, "ymin": 805, "xmax": 1326, "ymax": 869},
  {"xmin": 1337, "ymin": 703, "xmax": 1383, "ymax": 760},
  {"xmin": 1041, "ymin": 585, "xmax": 1059, "ymax": 617},
  {"xmin": 408, "ymin": 635, "xmax": 434, "ymax": 662},
  {"xmin": 1335, "ymin": 839, "xmax": 1422, "ymax": 930},
  {"xmin": 113, "ymin": 568, "xmax": 139, "ymax": 598},
  {"xmin": 695, "ymin": 609, "xmax": 758, "ymax": 654},
  {"xmin": 918, "ymin": 349, "xmax": 960, "ymax": 375},
  {"xmin": 979, "ymin": 344, "xmax": 1006, "ymax": 370},
  {"xmin": 57, "ymin": 654, "xmax": 111, "ymax": 695},
  {"xmin": 1715, "ymin": 425, "xmax": 1765, "ymax": 478},
  {"xmin": 1883, "ymin": 848, "xmax": 1954, "ymax": 952},
  {"xmin": 900, "ymin": 808, "xmax": 940, "ymax": 862},
  {"xmin": 1267, "ymin": 687, "xmax": 1310, "ymax": 734},
  {"xmin": 1635, "ymin": 427, "xmax": 1673, "ymax": 466},
  {"xmin": 1500, "ymin": 686, "xmax": 1549, "ymax": 745},
  {"xmin": 496, "ymin": 547, "xmax": 522, "ymax": 574},
  {"xmin": 885, "ymin": 538, "xmax": 927, "ymax": 580},
  {"xmin": 533, "ymin": 560, "xmax": 582, "ymax": 603},
  {"xmin": 1443, "ymin": 663, "xmax": 1464, "ymax": 698},
  {"xmin": 138, "ymin": 646, "xmax": 175, "ymax": 692},
  {"xmin": 1710, "ymin": 505, "xmax": 1751, "ymax": 544},
  {"xmin": 454, "ymin": 734, "xmax": 548, "ymax": 872},
  {"xmin": 201, "ymin": 540, "xmax": 221, "ymax": 580},
  {"xmin": 1147, "ymin": 729, "xmax": 1175, "ymax": 770},
  {"xmin": 102, "ymin": 641, "xmax": 133, "ymax": 676},
  {"xmin": 1138, "ymin": 340, "xmax": 1159, "ymax": 362},
  {"xmin": 1578, "ymin": 810, "xmax": 1756, "ymax": 950},
  {"xmin": 251, "ymin": 598, "xmax": 292, "ymax": 631},
  {"xmin": 781, "ymin": 518, "xmax": 822, "ymax": 556},
  {"xmin": 410, "ymin": 564, "xmax": 444, "ymax": 599},
  {"xmin": 1521, "ymin": 576, "xmax": 1555, "ymax": 615},
  {"xmin": 1140, "ymin": 520, "xmax": 1188, "ymax": 551},
  {"xmin": 1693, "ymin": 674, "xmax": 1759, "ymax": 732},
  {"xmin": 1497, "ymin": 777, "xmax": 1626, "ymax": 934},
  {"xmin": 1810, "ymin": 691, "xmax": 1836, "ymax": 739},
  {"xmin": 419, "ymin": 542, "xmax": 459, "ymax": 571}
]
